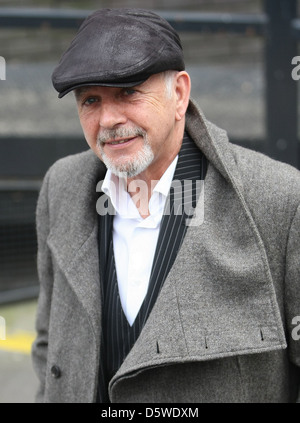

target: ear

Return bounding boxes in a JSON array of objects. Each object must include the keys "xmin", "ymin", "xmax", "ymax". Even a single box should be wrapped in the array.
[{"xmin": 174, "ymin": 71, "xmax": 191, "ymax": 121}]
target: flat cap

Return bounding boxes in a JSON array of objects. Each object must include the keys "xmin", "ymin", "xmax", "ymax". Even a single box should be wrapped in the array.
[{"xmin": 52, "ymin": 8, "xmax": 185, "ymax": 98}]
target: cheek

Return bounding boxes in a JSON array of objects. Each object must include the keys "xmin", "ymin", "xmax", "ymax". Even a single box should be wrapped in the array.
[
  {"xmin": 147, "ymin": 105, "xmax": 175, "ymax": 135},
  {"xmin": 78, "ymin": 115, "xmax": 106, "ymax": 162},
  {"xmin": 79, "ymin": 115, "xmax": 99, "ymax": 148},
  {"xmin": 136, "ymin": 107, "xmax": 164, "ymax": 133}
]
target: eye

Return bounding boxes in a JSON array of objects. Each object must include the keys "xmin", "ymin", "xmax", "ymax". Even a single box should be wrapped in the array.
[
  {"xmin": 83, "ymin": 96, "xmax": 99, "ymax": 106},
  {"xmin": 123, "ymin": 88, "xmax": 137, "ymax": 96}
]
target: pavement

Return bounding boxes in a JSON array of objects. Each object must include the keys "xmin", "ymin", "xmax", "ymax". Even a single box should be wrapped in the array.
[{"xmin": 0, "ymin": 299, "xmax": 39, "ymax": 403}]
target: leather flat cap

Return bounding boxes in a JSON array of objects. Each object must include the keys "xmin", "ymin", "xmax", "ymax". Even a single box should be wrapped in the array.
[{"xmin": 52, "ymin": 8, "xmax": 185, "ymax": 98}]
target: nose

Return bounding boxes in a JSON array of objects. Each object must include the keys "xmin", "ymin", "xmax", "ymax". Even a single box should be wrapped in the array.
[{"xmin": 98, "ymin": 99, "xmax": 127, "ymax": 129}]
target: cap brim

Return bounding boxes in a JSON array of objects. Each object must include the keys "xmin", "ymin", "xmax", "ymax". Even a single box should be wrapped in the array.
[{"xmin": 58, "ymin": 78, "xmax": 148, "ymax": 98}]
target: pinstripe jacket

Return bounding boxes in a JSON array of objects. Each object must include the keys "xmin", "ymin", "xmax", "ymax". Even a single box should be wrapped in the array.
[{"xmin": 32, "ymin": 100, "xmax": 300, "ymax": 403}]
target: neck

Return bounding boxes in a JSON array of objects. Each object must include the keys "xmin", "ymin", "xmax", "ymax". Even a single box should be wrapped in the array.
[{"xmin": 127, "ymin": 132, "xmax": 184, "ymax": 218}]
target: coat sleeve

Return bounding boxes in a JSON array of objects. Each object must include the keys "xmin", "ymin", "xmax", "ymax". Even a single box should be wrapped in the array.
[
  {"xmin": 31, "ymin": 169, "xmax": 54, "ymax": 403},
  {"xmin": 285, "ymin": 204, "xmax": 300, "ymax": 402}
]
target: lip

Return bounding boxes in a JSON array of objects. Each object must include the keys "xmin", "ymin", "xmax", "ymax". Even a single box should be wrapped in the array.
[{"xmin": 103, "ymin": 136, "xmax": 138, "ymax": 150}]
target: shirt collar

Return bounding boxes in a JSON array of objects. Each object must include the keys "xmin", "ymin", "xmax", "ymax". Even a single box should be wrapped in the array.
[
  {"xmin": 152, "ymin": 155, "xmax": 178, "ymax": 198},
  {"xmin": 101, "ymin": 155, "xmax": 178, "ymax": 219}
]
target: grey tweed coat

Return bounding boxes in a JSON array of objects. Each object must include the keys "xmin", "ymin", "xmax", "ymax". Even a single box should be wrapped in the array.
[{"xmin": 32, "ymin": 100, "xmax": 300, "ymax": 403}]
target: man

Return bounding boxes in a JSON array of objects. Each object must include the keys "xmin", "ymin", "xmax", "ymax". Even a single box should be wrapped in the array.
[{"xmin": 32, "ymin": 8, "xmax": 300, "ymax": 403}]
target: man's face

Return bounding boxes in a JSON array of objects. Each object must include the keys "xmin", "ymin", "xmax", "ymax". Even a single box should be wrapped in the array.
[{"xmin": 75, "ymin": 72, "xmax": 187, "ymax": 180}]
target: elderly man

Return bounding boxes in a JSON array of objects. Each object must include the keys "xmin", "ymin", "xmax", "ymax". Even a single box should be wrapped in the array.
[{"xmin": 32, "ymin": 8, "xmax": 300, "ymax": 403}]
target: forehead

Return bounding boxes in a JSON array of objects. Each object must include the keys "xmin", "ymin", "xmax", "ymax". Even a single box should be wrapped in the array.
[
  {"xmin": 74, "ymin": 74, "xmax": 165, "ymax": 99},
  {"xmin": 74, "ymin": 85, "xmax": 120, "ymax": 98}
]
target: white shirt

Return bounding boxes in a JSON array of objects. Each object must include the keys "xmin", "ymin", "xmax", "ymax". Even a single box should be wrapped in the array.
[{"xmin": 101, "ymin": 156, "xmax": 178, "ymax": 326}]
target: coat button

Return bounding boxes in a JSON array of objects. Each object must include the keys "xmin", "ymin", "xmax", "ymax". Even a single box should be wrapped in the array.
[{"xmin": 51, "ymin": 365, "xmax": 61, "ymax": 379}]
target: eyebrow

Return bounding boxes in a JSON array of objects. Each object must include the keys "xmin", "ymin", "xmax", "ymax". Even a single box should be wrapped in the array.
[
  {"xmin": 74, "ymin": 82, "xmax": 146, "ymax": 101},
  {"xmin": 74, "ymin": 87, "xmax": 91, "ymax": 101}
]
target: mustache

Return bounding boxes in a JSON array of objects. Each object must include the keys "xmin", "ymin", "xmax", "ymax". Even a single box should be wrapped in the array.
[{"xmin": 97, "ymin": 126, "xmax": 147, "ymax": 145}]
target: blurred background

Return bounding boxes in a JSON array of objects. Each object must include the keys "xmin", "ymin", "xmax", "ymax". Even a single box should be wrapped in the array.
[{"xmin": 0, "ymin": 0, "xmax": 299, "ymax": 403}]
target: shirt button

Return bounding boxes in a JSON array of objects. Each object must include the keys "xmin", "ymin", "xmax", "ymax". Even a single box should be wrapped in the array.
[{"xmin": 51, "ymin": 365, "xmax": 61, "ymax": 379}]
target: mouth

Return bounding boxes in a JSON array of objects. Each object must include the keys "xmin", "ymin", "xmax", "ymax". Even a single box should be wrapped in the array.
[{"xmin": 103, "ymin": 136, "xmax": 138, "ymax": 149}]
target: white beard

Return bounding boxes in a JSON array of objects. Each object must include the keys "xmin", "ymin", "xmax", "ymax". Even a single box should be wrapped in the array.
[{"xmin": 97, "ymin": 127, "xmax": 154, "ymax": 178}]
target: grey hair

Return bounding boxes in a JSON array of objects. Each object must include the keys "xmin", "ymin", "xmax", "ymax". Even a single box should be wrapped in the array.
[{"xmin": 162, "ymin": 70, "xmax": 178, "ymax": 99}]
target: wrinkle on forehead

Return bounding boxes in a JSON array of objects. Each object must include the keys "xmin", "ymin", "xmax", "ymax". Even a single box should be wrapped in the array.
[
  {"xmin": 74, "ymin": 86, "xmax": 91, "ymax": 101},
  {"xmin": 73, "ymin": 73, "xmax": 172, "ymax": 102}
]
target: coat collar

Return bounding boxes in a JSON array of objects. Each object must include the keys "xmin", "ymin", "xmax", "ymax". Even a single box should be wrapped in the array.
[{"xmin": 186, "ymin": 99, "xmax": 245, "ymax": 192}]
